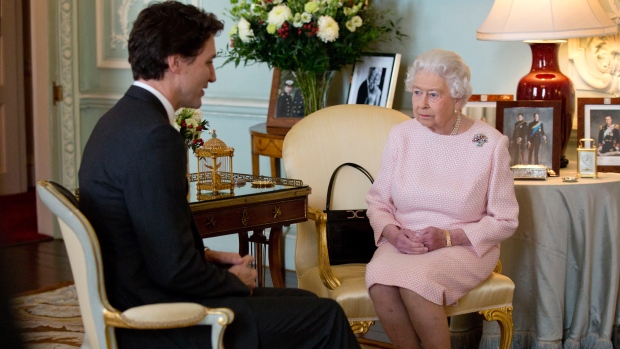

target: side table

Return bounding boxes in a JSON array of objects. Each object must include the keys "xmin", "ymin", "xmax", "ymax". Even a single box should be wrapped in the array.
[{"xmin": 250, "ymin": 123, "xmax": 289, "ymax": 178}]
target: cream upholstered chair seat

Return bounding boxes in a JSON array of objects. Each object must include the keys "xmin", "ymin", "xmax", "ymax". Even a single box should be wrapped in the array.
[
  {"xmin": 299, "ymin": 264, "xmax": 375, "ymax": 322},
  {"xmin": 282, "ymin": 105, "xmax": 515, "ymax": 348},
  {"xmin": 36, "ymin": 180, "xmax": 234, "ymax": 349}
]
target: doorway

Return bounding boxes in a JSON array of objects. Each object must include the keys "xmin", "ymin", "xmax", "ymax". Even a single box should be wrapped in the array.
[{"xmin": 0, "ymin": 0, "xmax": 32, "ymax": 195}]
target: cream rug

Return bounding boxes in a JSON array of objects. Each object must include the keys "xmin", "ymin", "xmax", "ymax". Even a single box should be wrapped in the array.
[
  {"xmin": 12, "ymin": 283, "xmax": 383, "ymax": 348},
  {"xmin": 12, "ymin": 283, "xmax": 83, "ymax": 348}
]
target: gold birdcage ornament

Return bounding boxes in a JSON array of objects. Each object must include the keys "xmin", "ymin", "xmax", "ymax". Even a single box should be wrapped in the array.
[{"xmin": 195, "ymin": 130, "xmax": 234, "ymax": 193}]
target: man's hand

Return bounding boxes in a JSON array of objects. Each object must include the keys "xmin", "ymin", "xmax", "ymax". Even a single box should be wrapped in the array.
[
  {"xmin": 204, "ymin": 249, "xmax": 244, "ymax": 266},
  {"xmin": 228, "ymin": 255, "xmax": 257, "ymax": 290},
  {"xmin": 384, "ymin": 225, "xmax": 427, "ymax": 254}
]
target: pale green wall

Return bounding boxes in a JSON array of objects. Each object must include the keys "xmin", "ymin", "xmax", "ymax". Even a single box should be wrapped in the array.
[{"xmin": 75, "ymin": 0, "xmax": 534, "ymax": 269}]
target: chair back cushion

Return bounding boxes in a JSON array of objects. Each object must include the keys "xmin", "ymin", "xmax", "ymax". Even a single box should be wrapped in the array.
[
  {"xmin": 36, "ymin": 180, "xmax": 113, "ymax": 348},
  {"xmin": 282, "ymin": 105, "xmax": 410, "ymax": 277}
]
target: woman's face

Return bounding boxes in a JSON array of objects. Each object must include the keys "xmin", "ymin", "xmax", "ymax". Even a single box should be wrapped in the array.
[{"xmin": 411, "ymin": 70, "xmax": 461, "ymax": 134}]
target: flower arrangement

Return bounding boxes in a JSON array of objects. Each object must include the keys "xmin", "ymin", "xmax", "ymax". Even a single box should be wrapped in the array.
[
  {"xmin": 174, "ymin": 108, "xmax": 209, "ymax": 153},
  {"xmin": 223, "ymin": 0, "xmax": 403, "ymax": 115}
]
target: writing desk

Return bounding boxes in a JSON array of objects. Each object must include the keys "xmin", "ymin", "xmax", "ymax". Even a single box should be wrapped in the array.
[
  {"xmin": 188, "ymin": 177, "xmax": 310, "ymax": 287},
  {"xmin": 480, "ymin": 172, "xmax": 620, "ymax": 348}
]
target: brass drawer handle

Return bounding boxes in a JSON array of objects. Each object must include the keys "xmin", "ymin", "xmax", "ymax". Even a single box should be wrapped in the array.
[
  {"xmin": 205, "ymin": 216, "xmax": 215, "ymax": 229},
  {"xmin": 272, "ymin": 206, "xmax": 281, "ymax": 219},
  {"xmin": 241, "ymin": 209, "xmax": 249, "ymax": 226}
]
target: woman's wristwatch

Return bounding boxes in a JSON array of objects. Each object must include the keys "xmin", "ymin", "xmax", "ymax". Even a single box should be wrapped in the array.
[{"xmin": 444, "ymin": 230, "xmax": 452, "ymax": 247}]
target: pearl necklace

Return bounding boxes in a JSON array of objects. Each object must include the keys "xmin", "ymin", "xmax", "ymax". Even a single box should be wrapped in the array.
[{"xmin": 450, "ymin": 114, "xmax": 461, "ymax": 136}]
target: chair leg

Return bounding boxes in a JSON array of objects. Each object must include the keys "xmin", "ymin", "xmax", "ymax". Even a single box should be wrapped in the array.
[
  {"xmin": 480, "ymin": 306, "xmax": 513, "ymax": 349},
  {"xmin": 350, "ymin": 320, "xmax": 375, "ymax": 335}
]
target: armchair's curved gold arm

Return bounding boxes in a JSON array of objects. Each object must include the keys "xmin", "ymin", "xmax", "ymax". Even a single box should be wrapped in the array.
[
  {"xmin": 308, "ymin": 206, "xmax": 341, "ymax": 290},
  {"xmin": 494, "ymin": 260, "xmax": 502, "ymax": 274}
]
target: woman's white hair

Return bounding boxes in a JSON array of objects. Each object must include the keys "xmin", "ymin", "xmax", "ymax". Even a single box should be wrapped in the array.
[{"xmin": 404, "ymin": 49, "xmax": 473, "ymax": 108}]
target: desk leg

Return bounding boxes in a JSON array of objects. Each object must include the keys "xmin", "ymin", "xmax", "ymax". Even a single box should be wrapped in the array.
[
  {"xmin": 238, "ymin": 232, "xmax": 249, "ymax": 256},
  {"xmin": 247, "ymin": 230, "xmax": 268, "ymax": 287},
  {"xmin": 268, "ymin": 227, "xmax": 285, "ymax": 288},
  {"xmin": 270, "ymin": 158, "xmax": 281, "ymax": 178},
  {"xmin": 252, "ymin": 152, "xmax": 260, "ymax": 177}
]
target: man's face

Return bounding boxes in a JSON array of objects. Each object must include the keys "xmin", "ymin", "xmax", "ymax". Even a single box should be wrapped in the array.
[
  {"xmin": 176, "ymin": 37, "xmax": 217, "ymax": 109},
  {"xmin": 285, "ymin": 85, "xmax": 293, "ymax": 94},
  {"xmin": 518, "ymin": 114, "xmax": 523, "ymax": 121},
  {"xmin": 606, "ymin": 116, "xmax": 612, "ymax": 126},
  {"xmin": 534, "ymin": 113, "xmax": 539, "ymax": 121}
]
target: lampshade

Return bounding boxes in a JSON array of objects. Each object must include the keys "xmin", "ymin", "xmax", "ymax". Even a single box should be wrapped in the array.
[{"xmin": 477, "ymin": 0, "xmax": 617, "ymax": 41}]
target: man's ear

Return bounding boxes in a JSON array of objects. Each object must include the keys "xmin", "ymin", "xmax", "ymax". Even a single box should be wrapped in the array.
[{"xmin": 167, "ymin": 55, "xmax": 182, "ymax": 74}]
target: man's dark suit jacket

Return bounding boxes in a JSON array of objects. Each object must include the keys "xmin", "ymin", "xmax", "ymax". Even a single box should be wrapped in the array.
[{"xmin": 79, "ymin": 86, "xmax": 257, "ymax": 348}]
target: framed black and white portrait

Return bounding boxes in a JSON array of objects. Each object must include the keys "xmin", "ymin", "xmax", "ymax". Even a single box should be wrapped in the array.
[
  {"xmin": 497, "ymin": 100, "xmax": 562, "ymax": 175},
  {"xmin": 577, "ymin": 98, "xmax": 620, "ymax": 172},
  {"xmin": 347, "ymin": 53, "xmax": 401, "ymax": 108}
]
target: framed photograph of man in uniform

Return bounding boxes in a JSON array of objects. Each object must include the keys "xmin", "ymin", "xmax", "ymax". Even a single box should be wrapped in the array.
[
  {"xmin": 346, "ymin": 53, "xmax": 401, "ymax": 108},
  {"xmin": 577, "ymin": 98, "xmax": 620, "ymax": 173},
  {"xmin": 496, "ymin": 100, "xmax": 562, "ymax": 175},
  {"xmin": 267, "ymin": 69, "xmax": 306, "ymax": 128}
]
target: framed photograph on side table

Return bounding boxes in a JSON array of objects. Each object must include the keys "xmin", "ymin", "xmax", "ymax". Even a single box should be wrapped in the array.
[
  {"xmin": 347, "ymin": 53, "xmax": 401, "ymax": 108},
  {"xmin": 496, "ymin": 100, "xmax": 562, "ymax": 175},
  {"xmin": 462, "ymin": 94, "xmax": 514, "ymax": 127},
  {"xmin": 577, "ymin": 98, "xmax": 620, "ymax": 173},
  {"xmin": 267, "ymin": 69, "xmax": 305, "ymax": 129}
]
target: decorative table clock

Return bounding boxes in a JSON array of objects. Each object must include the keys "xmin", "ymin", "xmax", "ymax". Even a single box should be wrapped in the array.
[{"xmin": 576, "ymin": 138, "xmax": 597, "ymax": 178}]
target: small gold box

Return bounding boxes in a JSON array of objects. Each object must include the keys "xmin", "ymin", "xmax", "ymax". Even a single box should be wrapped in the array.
[{"xmin": 511, "ymin": 165, "xmax": 547, "ymax": 180}]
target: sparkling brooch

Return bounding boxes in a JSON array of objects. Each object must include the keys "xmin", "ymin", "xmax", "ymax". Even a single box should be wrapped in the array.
[{"xmin": 472, "ymin": 133, "xmax": 488, "ymax": 147}]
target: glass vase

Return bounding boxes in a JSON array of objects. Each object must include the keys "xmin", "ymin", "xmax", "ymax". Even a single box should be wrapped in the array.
[{"xmin": 293, "ymin": 70, "xmax": 336, "ymax": 117}]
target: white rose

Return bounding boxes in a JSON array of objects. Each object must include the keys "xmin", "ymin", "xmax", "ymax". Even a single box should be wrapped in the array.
[
  {"xmin": 351, "ymin": 15, "xmax": 362, "ymax": 28},
  {"xmin": 301, "ymin": 12, "xmax": 312, "ymax": 24},
  {"xmin": 317, "ymin": 16, "xmax": 339, "ymax": 43},
  {"xmin": 292, "ymin": 13, "xmax": 304, "ymax": 28},
  {"xmin": 238, "ymin": 18, "xmax": 255, "ymax": 43},
  {"xmin": 268, "ymin": 4, "xmax": 292, "ymax": 28}
]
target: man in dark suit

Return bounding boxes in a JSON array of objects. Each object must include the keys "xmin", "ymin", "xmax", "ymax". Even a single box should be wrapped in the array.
[
  {"xmin": 527, "ymin": 112, "xmax": 546, "ymax": 165},
  {"xmin": 511, "ymin": 113, "xmax": 527, "ymax": 165},
  {"xmin": 78, "ymin": 2, "xmax": 359, "ymax": 349}
]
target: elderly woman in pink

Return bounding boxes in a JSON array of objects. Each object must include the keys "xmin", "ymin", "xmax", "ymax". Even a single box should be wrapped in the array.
[{"xmin": 365, "ymin": 49, "xmax": 518, "ymax": 349}]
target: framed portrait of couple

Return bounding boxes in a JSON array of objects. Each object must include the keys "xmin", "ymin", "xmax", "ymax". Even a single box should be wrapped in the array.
[
  {"xmin": 347, "ymin": 53, "xmax": 401, "ymax": 108},
  {"xmin": 496, "ymin": 100, "xmax": 562, "ymax": 175},
  {"xmin": 577, "ymin": 98, "xmax": 620, "ymax": 173}
]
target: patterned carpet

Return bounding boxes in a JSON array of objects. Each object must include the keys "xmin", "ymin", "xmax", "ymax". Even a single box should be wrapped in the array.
[
  {"xmin": 12, "ymin": 283, "xmax": 385, "ymax": 348},
  {"xmin": 12, "ymin": 283, "xmax": 83, "ymax": 348}
]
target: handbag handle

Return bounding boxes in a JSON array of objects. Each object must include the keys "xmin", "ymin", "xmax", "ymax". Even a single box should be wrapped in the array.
[{"xmin": 325, "ymin": 163, "xmax": 374, "ymax": 210}]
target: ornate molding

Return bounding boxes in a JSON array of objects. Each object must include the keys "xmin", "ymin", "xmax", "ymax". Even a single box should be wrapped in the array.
[
  {"xmin": 58, "ymin": 0, "xmax": 78, "ymax": 189},
  {"xmin": 568, "ymin": 35, "xmax": 620, "ymax": 96},
  {"xmin": 568, "ymin": 0, "xmax": 620, "ymax": 96}
]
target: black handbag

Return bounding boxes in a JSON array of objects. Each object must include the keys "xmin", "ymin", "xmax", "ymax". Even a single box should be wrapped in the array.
[{"xmin": 324, "ymin": 163, "xmax": 377, "ymax": 265}]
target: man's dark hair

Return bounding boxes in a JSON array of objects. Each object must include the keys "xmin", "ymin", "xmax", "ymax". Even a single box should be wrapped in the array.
[{"xmin": 128, "ymin": 1, "xmax": 224, "ymax": 80}]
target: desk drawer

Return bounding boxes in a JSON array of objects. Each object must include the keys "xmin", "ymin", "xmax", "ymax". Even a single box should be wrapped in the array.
[{"xmin": 193, "ymin": 197, "xmax": 307, "ymax": 237}]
